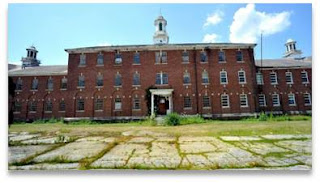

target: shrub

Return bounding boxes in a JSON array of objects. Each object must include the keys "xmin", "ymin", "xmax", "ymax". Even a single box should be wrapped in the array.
[
  {"xmin": 258, "ymin": 112, "xmax": 268, "ymax": 121},
  {"xmin": 165, "ymin": 113, "xmax": 181, "ymax": 126},
  {"xmin": 180, "ymin": 115, "xmax": 205, "ymax": 125}
]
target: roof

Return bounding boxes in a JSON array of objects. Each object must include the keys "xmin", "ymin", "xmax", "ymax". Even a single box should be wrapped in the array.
[
  {"xmin": 65, "ymin": 43, "xmax": 257, "ymax": 54},
  {"xmin": 255, "ymin": 57, "xmax": 312, "ymax": 69},
  {"xmin": 8, "ymin": 64, "xmax": 21, "ymax": 71},
  {"xmin": 8, "ymin": 65, "xmax": 68, "ymax": 77}
]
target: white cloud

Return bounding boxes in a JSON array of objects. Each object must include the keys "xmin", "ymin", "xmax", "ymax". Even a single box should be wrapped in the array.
[
  {"xmin": 204, "ymin": 10, "xmax": 224, "ymax": 27},
  {"xmin": 202, "ymin": 33, "xmax": 220, "ymax": 43},
  {"xmin": 229, "ymin": 4, "xmax": 291, "ymax": 43}
]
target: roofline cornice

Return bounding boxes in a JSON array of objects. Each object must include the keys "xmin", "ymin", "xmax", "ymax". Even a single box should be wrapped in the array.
[{"xmin": 65, "ymin": 43, "xmax": 257, "ymax": 54}]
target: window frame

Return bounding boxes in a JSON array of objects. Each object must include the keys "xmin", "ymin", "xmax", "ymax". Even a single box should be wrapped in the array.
[
  {"xmin": 220, "ymin": 71, "xmax": 228, "ymax": 84},
  {"xmin": 258, "ymin": 94, "xmax": 266, "ymax": 107},
  {"xmin": 44, "ymin": 100, "xmax": 53, "ymax": 112},
  {"xmin": 60, "ymin": 78, "xmax": 67, "ymax": 90},
  {"xmin": 28, "ymin": 101, "xmax": 37, "ymax": 112},
  {"xmin": 133, "ymin": 72, "xmax": 141, "ymax": 86},
  {"xmin": 218, "ymin": 51, "xmax": 226, "ymax": 62},
  {"xmin": 47, "ymin": 77, "xmax": 53, "ymax": 90},
  {"xmin": 155, "ymin": 72, "xmax": 168, "ymax": 85},
  {"xmin": 221, "ymin": 94, "xmax": 230, "ymax": 108},
  {"xmin": 94, "ymin": 98, "xmax": 104, "ymax": 111},
  {"xmin": 288, "ymin": 93, "xmax": 296, "ymax": 106},
  {"xmin": 97, "ymin": 53, "xmax": 104, "ymax": 66},
  {"xmin": 270, "ymin": 72, "xmax": 278, "ymax": 85},
  {"xmin": 202, "ymin": 70, "xmax": 209, "ymax": 84},
  {"xmin": 79, "ymin": 54, "xmax": 86, "ymax": 66},
  {"xmin": 15, "ymin": 78, "xmax": 23, "ymax": 91},
  {"xmin": 183, "ymin": 71, "xmax": 191, "ymax": 85},
  {"xmin": 183, "ymin": 96, "xmax": 192, "ymax": 109},
  {"xmin": 256, "ymin": 72, "xmax": 264, "ymax": 85},
  {"xmin": 304, "ymin": 93, "xmax": 312, "ymax": 106},
  {"xmin": 114, "ymin": 98, "xmax": 122, "ymax": 111},
  {"xmin": 236, "ymin": 50, "xmax": 243, "ymax": 62},
  {"xmin": 96, "ymin": 74, "xmax": 104, "ymax": 87},
  {"xmin": 239, "ymin": 94, "xmax": 248, "ymax": 107},
  {"xmin": 132, "ymin": 97, "xmax": 141, "ymax": 110},
  {"xmin": 31, "ymin": 78, "xmax": 39, "ymax": 91},
  {"xmin": 238, "ymin": 70, "xmax": 247, "ymax": 84},
  {"xmin": 133, "ymin": 52, "xmax": 141, "ymax": 65},
  {"xmin": 59, "ymin": 100, "xmax": 66, "ymax": 112},
  {"xmin": 285, "ymin": 71, "xmax": 294, "ymax": 84},
  {"xmin": 301, "ymin": 71, "xmax": 309, "ymax": 84},
  {"xmin": 78, "ymin": 75, "xmax": 85, "ymax": 88},
  {"xmin": 200, "ymin": 51, "xmax": 208, "ymax": 63},
  {"xmin": 182, "ymin": 51, "xmax": 189, "ymax": 63},
  {"xmin": 272, "ymin": 94, "xmax": 280, "ymax": 107},
  {"xmin": 76, "ymin": 99, "xmax": 85, "ymax": 111},
  {"xmin": 114, "ymin": 73, "xmax": 122, "ymax": 87},
  {"xmin": 115, "ymin": 53, "xmax": 122, "ymax": 65},
  {"xmin": 202, "ymin": 95, "xmax": 211, "ymax": 108}
]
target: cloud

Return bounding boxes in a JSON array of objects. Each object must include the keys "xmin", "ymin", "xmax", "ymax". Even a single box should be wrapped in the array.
[
  {"xmin": 229, "ymin": 4, "xmax": 291, "ymax": 43},
  {"xmin": 204, "ymin": 10, "xmax": 224, "ymax": 27},
  {"xmin": 202, "ymin": 33, "xmax": 220, "ymax": 43}
]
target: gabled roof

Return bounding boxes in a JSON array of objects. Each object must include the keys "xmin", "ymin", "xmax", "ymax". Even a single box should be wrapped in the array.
[
  {"xmin": 255, "ymin": 57, "xmax": 312, "ymax": 69},
  {"xmin": 8, "ymin": 65, "xmax": 68, "ymax": 77}
]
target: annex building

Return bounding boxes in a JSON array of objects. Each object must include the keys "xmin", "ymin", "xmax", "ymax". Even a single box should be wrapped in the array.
[{"xmin": 8, "ymin": 15, "xmax": 312, "ymax": 121}]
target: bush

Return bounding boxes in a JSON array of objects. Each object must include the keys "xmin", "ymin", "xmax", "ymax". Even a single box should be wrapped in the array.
[
  {"xmin": 258, "ymin": 112, "xmax": 268, "ymax": 121},
  {"xmin": 180, "ymin": 115, "xmax": 205, "ymax": 125},
  {"xmin": 165, "ymin": 113, "xmax": 181, "ymax": 126}
]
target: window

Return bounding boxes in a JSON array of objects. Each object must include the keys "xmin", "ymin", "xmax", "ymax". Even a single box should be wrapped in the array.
[
  {"xmin": 77, "ymin": 99, "xmax": 85, "ymax": 111},
  {"xmin": 95, "ymin": 99, "xmax": 103, "ymax": 111},
  {"xmin": 115, "ymin": 73, "xmax": 122, "ymax": 86},
  {"xmin": 97, "ymin": 53, "xmax": 104, "ymax": 65},
  {"xmin": 270, "ymin": 72, "xmax": 278, "ymax": 85},
  {"xmin": 14, "ymin": 101, "xmax": 21, "ymax": 112},
  {"xmin": 218, "ymin": 51, "xmax": 226, "ymax": 62},
  {"xmin": 202, "ymin": 70, "xmax": 209, "ymax": 84},
  {"xmin": 61, "ymin": 78, "xmax": 67, "ymax": 89},
  {"xmin": 31, "ymin": 78, "xmax": 38, "ymax": 90},
  {"xmin": 200, "ymin": 51, "xmax": 208, "ymax": 62},
  {"xmin": 15, "ymin": 78, "xmax": 22, "ymax": 90},
  {"xmin": 133, "ymin": 52, "xmax": 140, "ymax": 64},
  {"xmin": 133, "ymin": 97, "xmax": 141, "ymax": 110},
  {"xmin": 256, "ymin": 72, "xmax": 264, "ymax": 85},
  {"xmin": 220, "ymin": 71, "xmax": 228, "ymax": 84},
  {"xmin": 183, "ymin": 71, "xmax": 191, "ymax": 84},
  {"xmin": 28, "ymin": 101, "xmax": 37, "ymax": 112},
  {"xmin": 155, "ymin": 51, "xmax": 167, "ymax": 64},
  {"xmin": 115, "ymin": 98, "xmax": 122, "ymax": 110},
  {"xmin": 203, "ymin": 96, "xmax": 211, "ymax": 108},
  {"xmin": 155, "ymin": 72, "xmax": 168, "ymax": 85},
  {"xmin": 285, "ymin": 72, "xmax": 293, "ymax": 84},
  {"xmin": 59, "ymin": 100, "xmax": 66, "ymax": 111},
  {"xmin": 79, "ymin": 54, "xmax": 86, "ymax": 66},
  {"xmin": 221, "ymin": 94, "xmax": 230, "ymax": 108},
  {"xmin": 304, "ymin": 93, "xmax": 311, "ymax": 106},
  {"xmin": 301, "ymin": 71, "xmax": 309, "ymax": 84},
  {"xmin": 258, "ymin": 94, "xmax": 266, "ymax": 107},
  {"xmin": 238, "ymin": 71, "xmax": 246, "ymax": 84},
  {"xmin": 239, "ymin": 94, "xmax": 248, "ymax": 107},
  {"xmin": 96, "ymin": 74, "xmax": 103, "ymax": 87},
  {"xmin": 115, "ymin": 53, "xmax": 122, "ymax": 64},
  {"xmin": 47, "ymin": 77, "xmax": 53, "ymax": 90},
  {"xmin": 45, "ymin": 100, "xmax": 53, "ymax": 112},
  {"xmin": 236, "ymin": 50, "xmax": 243, "ymax": 62},
  {"xmin": 272, "ymin": 94, "xmax": 280, "ymax": 106},
  {"xmin": 182, "ymin": 51, "xmax": 189, "ymax": 63},
  {"xmin": 133, "ymin": 72, "xmax": 140, "ymax": 86},
  {"xmin": 288, "ymin": 94, "xmax": 296, "ymax": 106},
  {"xmin": 159, "ymin": 22, "xmax": 163, "ymax": 31},
  {"xmin": 184, "ymin": 96, "xmax": 192, "ymax": 109},
  {"xmin": 78, "ymin": 75, "xmax": 85, "ymax": 88}
]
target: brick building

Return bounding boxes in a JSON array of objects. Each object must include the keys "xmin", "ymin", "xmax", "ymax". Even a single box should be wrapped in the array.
[{"xmin": 8, "ymin": 15, "xmax": 312, "ymax": 121}]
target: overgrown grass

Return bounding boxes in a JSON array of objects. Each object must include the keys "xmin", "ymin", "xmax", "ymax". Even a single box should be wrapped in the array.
[
  {"xmin": 180, "ymin": 115, "xmax": 206, "ymax": 125},
  {"xmin": 244, "ymin": 113, "xmax": 311, "ymax": 122}
]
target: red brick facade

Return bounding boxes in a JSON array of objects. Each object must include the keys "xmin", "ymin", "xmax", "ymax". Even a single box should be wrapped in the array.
[{"xmin": 9, "ymin": 44, "xmax": 312, "ymax": 121}]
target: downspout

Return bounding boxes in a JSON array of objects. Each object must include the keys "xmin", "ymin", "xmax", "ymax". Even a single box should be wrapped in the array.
[{"xmin": 193, "ymin": 47, "xmax": 199, "ymax": 114}]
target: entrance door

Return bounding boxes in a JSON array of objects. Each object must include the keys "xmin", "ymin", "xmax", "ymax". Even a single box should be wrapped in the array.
[{"xmin": 157, "ymin": 97, "xmax": 167, "ymax": 115}]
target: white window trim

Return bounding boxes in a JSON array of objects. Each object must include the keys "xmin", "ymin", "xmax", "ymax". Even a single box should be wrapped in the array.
[
  {"xmin": 258, "ymin": 94, "xmax": 267, "ymax": 107},
  {"xmin": 239, "ymin": 94, "xmax": 248, "ymax": 107},
  {"xmin": 288, "ymin": 94, "xmax": 296, "ymax": 106},
  {"xmin": 221, "ymin": 94, "xmax": 230, "ymax": 108},
  {"xmin": 272, "ymin": 94, "xmax": 280, "ymax": 107},
  {"xmin": 270, "ymin": 72, "xmax": 278, "ymax": 85},
  {"xmin": 285, "ymin": 72, "xmax": 294, "ymax": 84},
  {"xmin": 304, "ymin": 93, "xmax": 312, "ymax": 106},
  {"xmin": 220, "ymin": 71, "xmax": 228, "ymax": 84},
  {"xmin": 256, "ymin": 72, "xmax": 264, "ymax": 85},
  {"xmin": 238, "ymin": 71, "xmax": 247, "ymax": 84},
  {"xmin": 301, "ymin": 71, "xmax": 309, "ymax": 84}
]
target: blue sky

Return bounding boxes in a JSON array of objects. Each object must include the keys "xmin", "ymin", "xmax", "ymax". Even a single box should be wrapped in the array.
[{"xmin": 8, "ymin": 3, "xmax": 312, "ymax": 65}]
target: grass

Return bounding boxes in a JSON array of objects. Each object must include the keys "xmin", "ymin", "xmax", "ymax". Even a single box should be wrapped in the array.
[{"xmin": 9, "ymin": 116, "xmax": 312, "ymax": 137}]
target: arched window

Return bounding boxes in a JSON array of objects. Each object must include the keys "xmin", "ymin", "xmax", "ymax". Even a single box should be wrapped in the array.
[
  {"xmin": 45, "ymin": 100, "xmax": 53, "ymax": 112},
  {"xmin": 202, "ymin": 70, "xmax": 209, "ymax": 84},
  {"xmin": 159, "ymin": 22, "xmax": 163, "ymax": 31}
]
